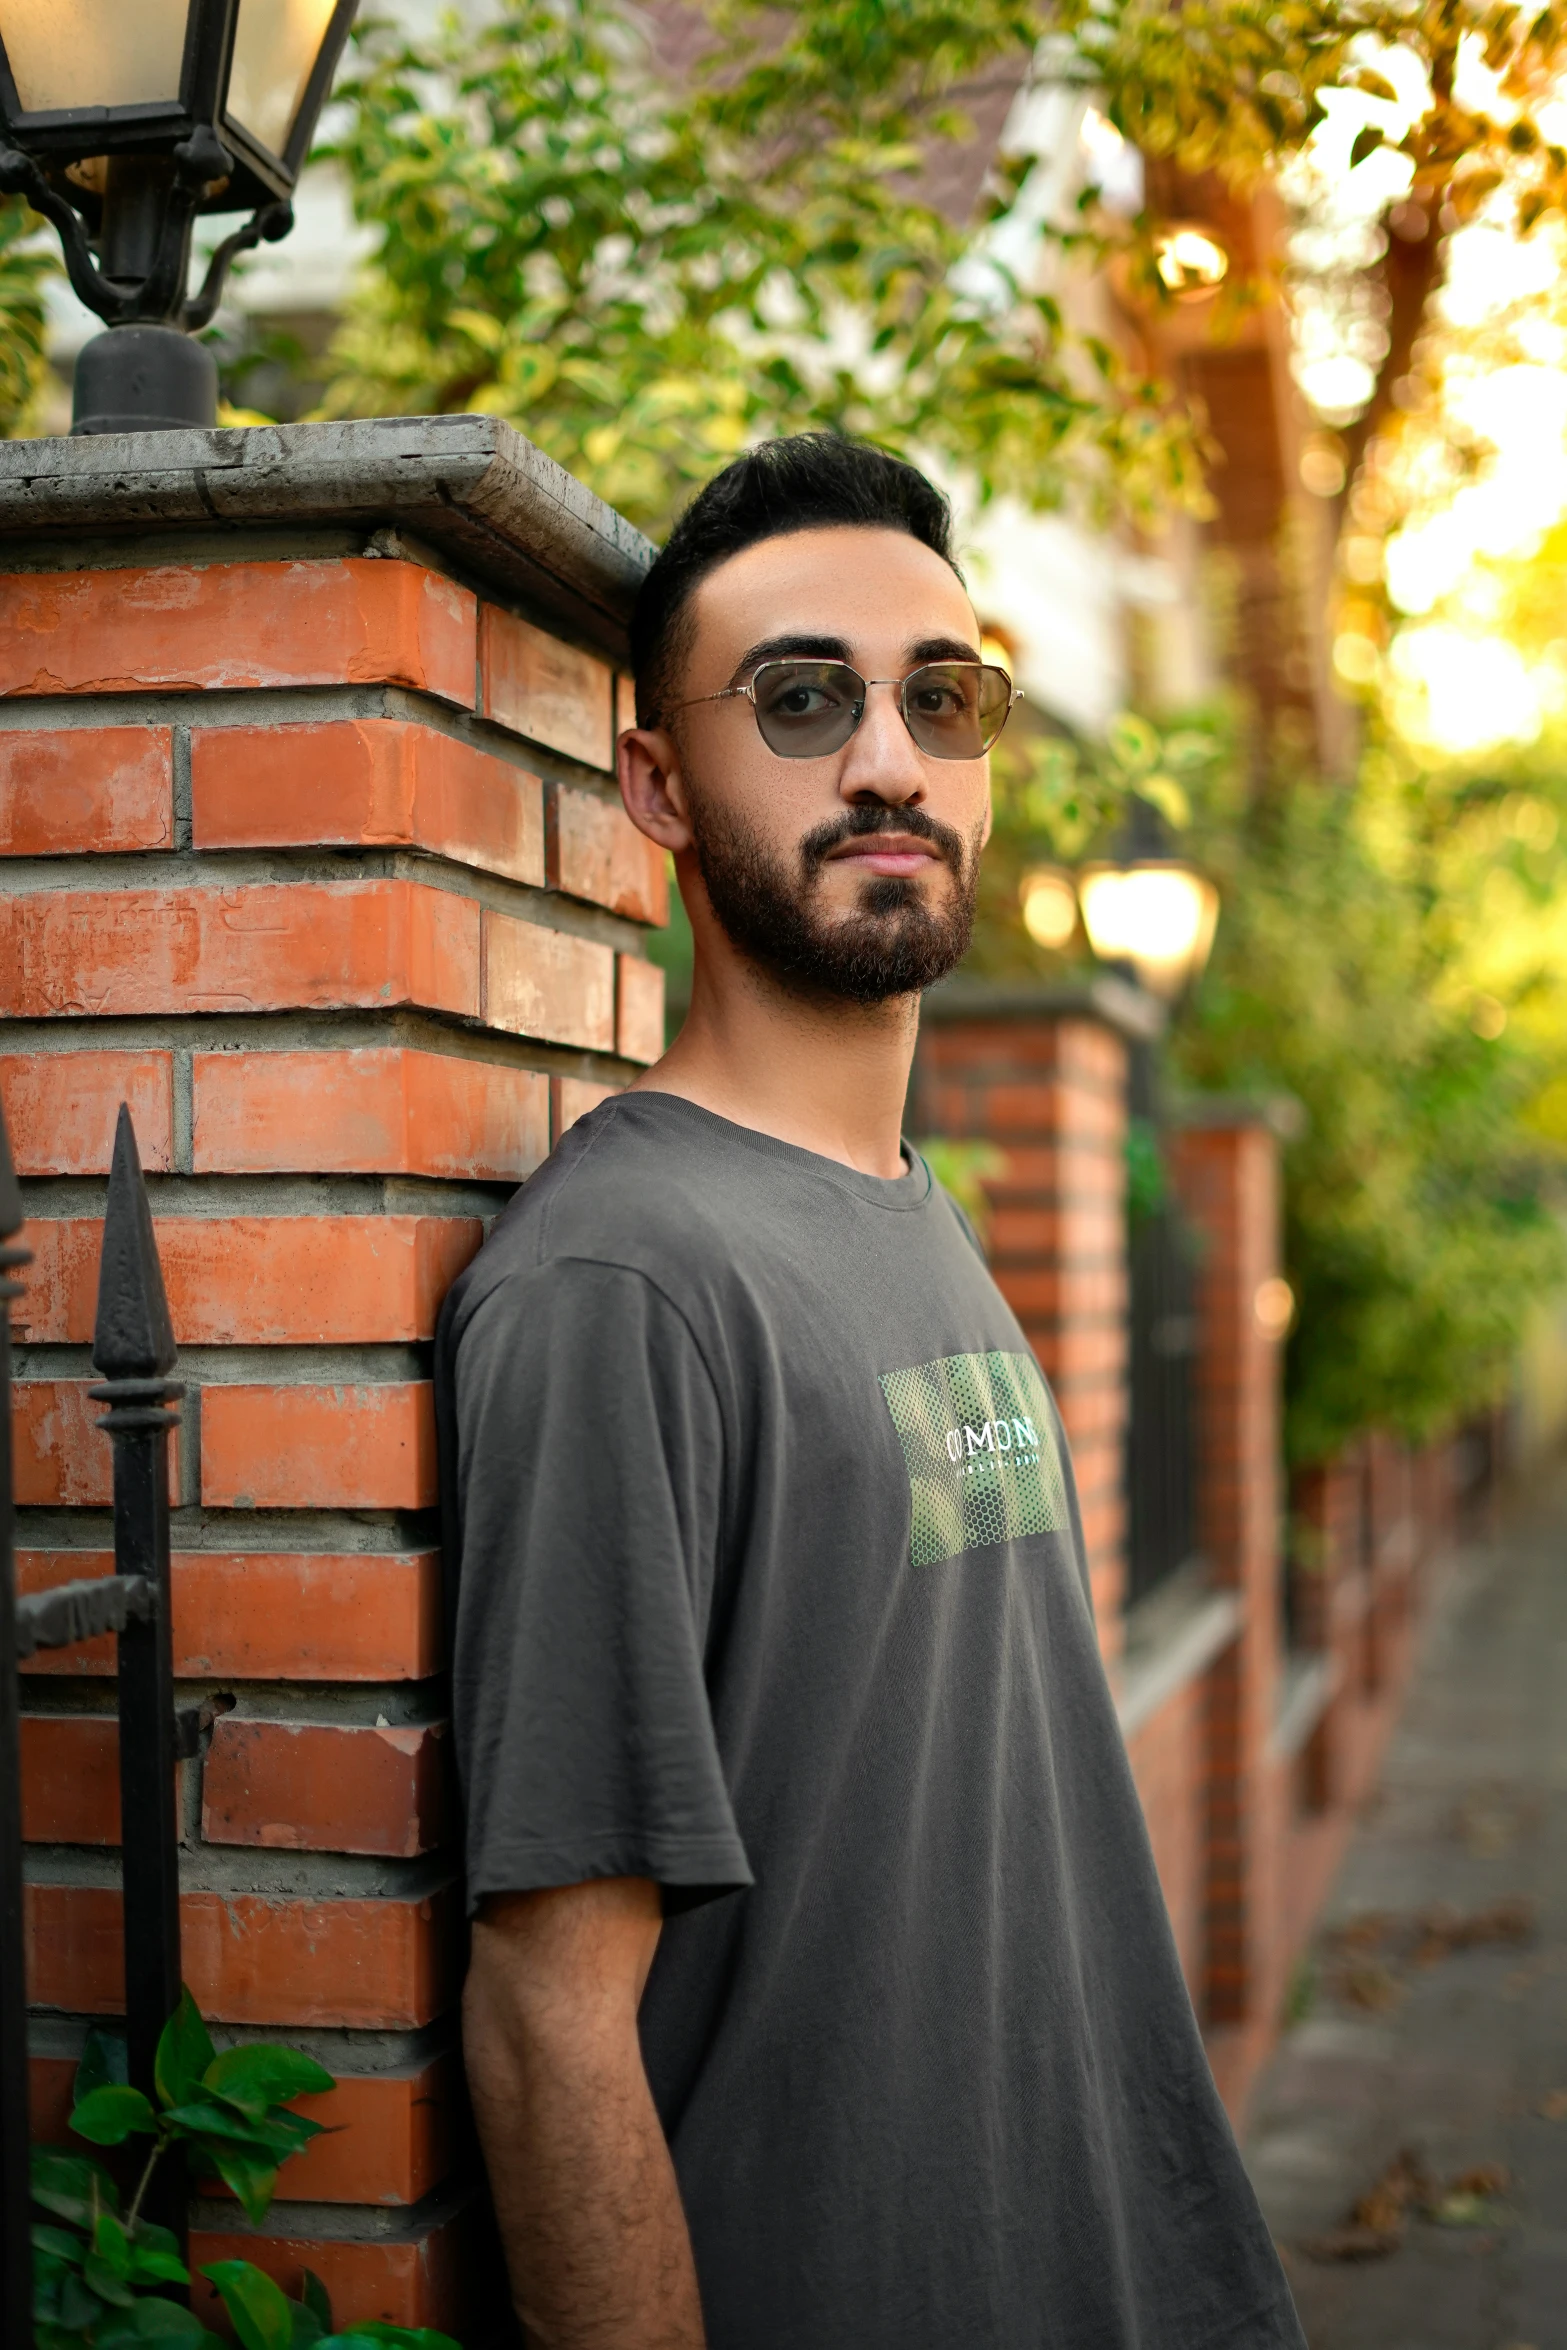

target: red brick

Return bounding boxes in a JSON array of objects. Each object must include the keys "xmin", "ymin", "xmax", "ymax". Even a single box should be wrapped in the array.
[
  {"xmin": 27, "ymin": 2054, "xmax": 74, "ymax": 2146},
  {"xmin": 190, "ymin": 2216, "xmax": 466, "ymax": 2334},
  {"xmin": 23, "ymin": 1216, "xmax": 481, "ymax": 1345},
  {"xmin": 482, "ymin": 908, "xmax": 615, "ymax": 1049},
  {"xmin": 201, "ymin": 1383, "xmax": 437, "ymax": 1510},
  {"xmin": 191, "ymin": 719, "xmax": 544, "ymax": 886},
  {"xmin": 616, "ymin": 955, "xmax": 665, "ymax": 1065},
  {"xmin": 202, "ymin": 1720, "xmax": 447, "ymax": 1858},
  {"xmin": 193, "ymin": 1048, "xmax": 547, "ymax": 1179},
  {"xmin": 0, "ymin": 560, "xmax": 476, "ymax": 706},
  {"xmin": 479, "ymin": 606, "xmax": 612, "ymax": 770},
  {"xmin": 0, "ymin": 1051, "xmax": 173, "ymax": 1176},
  {"xmin": 552, "ymin": 1075, "xmax": 621, "ymax": 1139},
  {"xmin": 0, "ymin": 881, "xmax": 480, "ymax": 1020},
  {"xmin": 546, "ymin": 783, "xmax": 666, "ymax": 921},
  {"xmin": 12, "ymin": 1382, "xmax": 178, "ymax": 1507},
  {"xmin": 17, "ymin": 1550, "xmax": 441, "ymax": 1682},
  {"xmin": 29, "ymin": 2055, "xmax": 458, "ymax": 2209},
  {"xmin": 0, "ymin": 727, "xmax": 172, "ymax": 854},
  {"xmin": 25, "ymin": 1882, "xmax": 454, "ymax": 2027},
  {"xmin": 19, "ymin": 1716, "xmax": 125, "ymax": 1844}
]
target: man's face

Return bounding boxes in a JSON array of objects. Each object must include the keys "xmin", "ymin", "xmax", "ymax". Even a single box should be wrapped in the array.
[{"xmin": 623, "ymin": 525, "xmax": 996, "ymax": 1005}]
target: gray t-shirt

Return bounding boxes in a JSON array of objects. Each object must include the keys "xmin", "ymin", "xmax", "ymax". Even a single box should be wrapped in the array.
[{"xmin": 436, "ymin": 1091, "xmax": 1303, "ymax": 2350}]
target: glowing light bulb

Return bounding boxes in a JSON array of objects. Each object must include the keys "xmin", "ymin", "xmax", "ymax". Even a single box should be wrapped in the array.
[
  {"xmin": 1020, "ymin": 866, "xmax": 1079, "ymax": 951},
  {"xmin": 1078, "ymin": 862, "xmax": 1219, "ymax": 997}
]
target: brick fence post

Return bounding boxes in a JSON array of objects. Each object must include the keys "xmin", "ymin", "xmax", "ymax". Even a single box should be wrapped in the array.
[
  {"xmin": 915, "ymin": 981, "xmax": 1156, "ymax": 1659},
  {"xmin": 1168, "ymin": 1108, "xmax": 1287, "ymax": 2089},
  {"xmin": 2, "ymin": 418, "xmax": 658, "ymax": 2334}
]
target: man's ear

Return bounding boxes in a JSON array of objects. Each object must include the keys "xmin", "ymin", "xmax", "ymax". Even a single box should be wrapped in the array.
[{"xmin": 618, "ymin": 725, "xmax": 695, "ymax": 853}]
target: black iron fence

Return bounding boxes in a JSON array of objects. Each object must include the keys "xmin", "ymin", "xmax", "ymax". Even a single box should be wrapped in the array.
[
  {"xmin": 1126, "ymin": 1193, "xmax": 1202, "ymax": 1608},
  {"xmin": 0, "ymin": 1099, "xmax": 186, "ymax": 2339}
]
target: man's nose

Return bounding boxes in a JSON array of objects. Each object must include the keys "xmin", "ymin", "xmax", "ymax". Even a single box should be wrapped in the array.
[{"xmin": 837, "ymin": 682, "xmax": 926, "ymax": 806}]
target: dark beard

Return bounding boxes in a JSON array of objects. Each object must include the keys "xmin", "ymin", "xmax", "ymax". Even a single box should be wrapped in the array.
[{"xmin": 687, "ymin": 793, "xmax": 980, "ymax": 1004}]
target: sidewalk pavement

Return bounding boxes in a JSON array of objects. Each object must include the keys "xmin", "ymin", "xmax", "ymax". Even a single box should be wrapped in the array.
[{"xmin": 1245, "ymin": 1465, "xmax": 1567, "ymax": 2349}]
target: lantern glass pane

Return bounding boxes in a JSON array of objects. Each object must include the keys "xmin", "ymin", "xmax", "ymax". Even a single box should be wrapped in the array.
[
  {"xmin": 227, "ymin": 0, "xmax": 336, "ymax": 158},
  {"xmin": 1079, "ymin": 864, "xmax": 1218, "ymax": 998},
  {"xmin": 0, "ymin": 0, "xmax": 187, "ymax": 113}
]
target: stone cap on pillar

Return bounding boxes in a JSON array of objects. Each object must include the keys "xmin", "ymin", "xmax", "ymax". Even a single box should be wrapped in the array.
[
  {"xmin": 920, "ymin": 973, "xmax": 1166, "ymax": 1041},
  {"xmin": 1169, "ymin": 1091, "xmax": 1306, "ymax": 1139},
  {"xmin": 0, "ymin": 415, "xmax": 656, "ymax": 657}
]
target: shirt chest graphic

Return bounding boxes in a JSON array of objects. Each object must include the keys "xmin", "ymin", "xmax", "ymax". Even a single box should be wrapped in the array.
[{"xmin": 879, "ymin": 1348, "xmax": 1069, "ymax": 1567}]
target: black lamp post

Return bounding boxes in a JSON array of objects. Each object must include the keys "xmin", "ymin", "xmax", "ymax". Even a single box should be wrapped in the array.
[{"xmin": 0, "ymin": 0, "xmax": 358, "ymax": 434}]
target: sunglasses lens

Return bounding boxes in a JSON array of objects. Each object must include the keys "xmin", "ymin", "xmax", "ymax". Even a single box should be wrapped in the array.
[
  {"xmin": 902, "ymin": 664, "xmax": 1013, "ymax": 759},
  {"xmin": 752, "ymin": 662, "xmax": 865, "ymax": 757}
]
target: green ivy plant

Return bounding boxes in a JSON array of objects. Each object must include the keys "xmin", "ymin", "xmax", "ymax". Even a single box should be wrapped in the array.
[{"xmin": 30, "ymin": 1989, "xmax": 458, "ymax": 2350}]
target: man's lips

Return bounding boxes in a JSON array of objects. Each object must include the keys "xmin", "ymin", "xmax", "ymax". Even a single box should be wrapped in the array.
[{"xmin": 825, "ymin": 836, "xmax": 944, "ymax": 878}]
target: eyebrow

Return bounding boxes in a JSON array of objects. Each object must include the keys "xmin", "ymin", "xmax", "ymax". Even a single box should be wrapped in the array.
[{"xmin": 729, "ymin": 629, "xmax": 982, "ymax": 681}]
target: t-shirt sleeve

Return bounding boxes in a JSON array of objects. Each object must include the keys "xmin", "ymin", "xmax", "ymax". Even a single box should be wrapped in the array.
[{"xmin": 449, "ymin": 1254, "xmax": 752, "ymax": 1914}]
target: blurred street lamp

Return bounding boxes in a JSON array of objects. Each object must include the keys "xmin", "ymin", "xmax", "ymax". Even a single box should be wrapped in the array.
[
  {"xmin": 1020, "ymin": 864, "xmax": 1080, "ymax": 952},
  {"xmin": 1152, "ymin": 223, "xmax": 1228, "ymax": 302},
  {"xmin": 1078, "ymin": 798, "xmax": 1218, "ymax": 1001},
  {"xmin": 0, "ymin": 0, "xmax": 358, "ymax": 434}
]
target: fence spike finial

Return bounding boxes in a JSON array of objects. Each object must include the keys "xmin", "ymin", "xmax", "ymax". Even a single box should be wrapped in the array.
[{"xmin": 92, "ymin": 1103, "xmax": 176, "ymax": 1380}]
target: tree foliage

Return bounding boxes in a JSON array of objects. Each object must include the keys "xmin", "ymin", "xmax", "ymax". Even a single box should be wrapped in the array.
[
  {"xmin": 1177, "ymin": 751, "xmax": 1564, "ymax": 1462},
  {"xmin": 316, "ymin": 1, "xmax": 1567, "ymax": 529},
  {"xmin": 0, "ymin": 191, "xmax": 54, "ymax": 435},
  {"xmin": 319, "ymin": 0, "xmax": 1188, "ymax": 531}
]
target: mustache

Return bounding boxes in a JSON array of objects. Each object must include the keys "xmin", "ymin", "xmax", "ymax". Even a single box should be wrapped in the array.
[{"xmin": 798, "ymin": 803, "xmax": 967, "ymax": 879}]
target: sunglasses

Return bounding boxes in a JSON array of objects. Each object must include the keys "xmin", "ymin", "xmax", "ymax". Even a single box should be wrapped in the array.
[{"xmin": 675, "ymin": 658, "xmax": 1020, "ymax": 761}]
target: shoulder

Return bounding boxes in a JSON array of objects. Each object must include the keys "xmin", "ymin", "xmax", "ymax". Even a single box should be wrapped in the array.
[{"xmin": 440, "ymin": 1093, "xmax": 745, "ymax": 1354}]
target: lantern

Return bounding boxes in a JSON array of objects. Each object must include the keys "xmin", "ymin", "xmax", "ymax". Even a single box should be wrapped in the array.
[
  {"xmin": 1078, "ymin": 798, "xmax": 1219, "ymax": 1000},
  {"xmin": 0, "ymin": 0, "xmax": 358, "ymax": 432}
]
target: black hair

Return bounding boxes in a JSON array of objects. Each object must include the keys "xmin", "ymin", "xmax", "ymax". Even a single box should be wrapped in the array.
[{"xmin": 629, "ymin": 433, "xmax": 961, "ymax": 727}]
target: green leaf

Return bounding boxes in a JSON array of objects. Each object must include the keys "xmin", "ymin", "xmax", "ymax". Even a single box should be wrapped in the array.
[
  {"xmin": 201, "ymin": 2259, "xmax": 298, "ymax": 2350},
  {"xmin": 126, "ymin": 2238, "xmax": 192, "ymax": 2286},
  {"xmin": 288, "ymin": 2297, "xmax": 327, "ymax": 2348},
  {"xmin": 162, "ymin": 2098, "xmax": 277, "ymax": 2145},
  {"xmin": 31, "ymin": 2221, "xmax": 86, "ymax": 2264},
  {"xmin": 203, "ymin": 2141, "xmax": 283, "ymax": 2225},
  {"xmin": 31, "ymin": 2148, "xmax": 120, "ymax": 2225},
  {"xmin": 299, "ymin": 2270, "xmax": 333, "ymax": 2332},
  {"xmin": 203, "ymin": 2045, "xmax": 335, "ymax": 2114},
  {"xmin": 33, "ymin": 2267, "xmax": 66, "ymax": 2327},
  {"xmin": 70, "ymin": 2085, "xmax": 159, "ymax": 2145},
  {"xmin": 327, "ymin": 2330, "xmax": 462, "ymax": 2349},
  {"xmin": 82, "ymin": 2251, "xmax": 137, "ymax": 2307},
  {"xmin": 73, "ymin": 2026, "xmax": 130, "ymax": 2105},
  {"xmin": 156, "ymin": 1987, "xmax": 217, "ymax": 2108},
  {"xmin": 97, "ymin": 2302, "xmax": 223, "ymax": 2346},
  {"xmin": 56, "ymin": 2266, "xmax": 106, "ymax": 2330},
  {"xmin": 92, "ymin": 2209, "xmax": 134, "ymax": 2277}
]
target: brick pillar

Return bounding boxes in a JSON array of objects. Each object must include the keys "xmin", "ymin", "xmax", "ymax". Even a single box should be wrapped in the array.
[
  {"xmin": 916, "ymin": 983, "xmax": 1149, "ymax": 1657},
  {"xmin": 2, "ymin": 419, "xmax": 659, "ymax": 2334},
  {"xmin": 1169, "ymin": 1111, "xmax": 1285, "ymax": 2044}
]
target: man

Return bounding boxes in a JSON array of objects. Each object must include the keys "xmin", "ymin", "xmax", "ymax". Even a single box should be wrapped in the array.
[{"xmin": 436, "ymin": 434, "xmax": 1303, "ymax": 2349}]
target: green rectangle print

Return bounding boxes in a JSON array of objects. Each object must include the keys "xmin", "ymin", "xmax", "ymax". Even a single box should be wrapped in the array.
[{"xmin": 879, "ymin": 1349, "xmax": 1069, "ymax": 1568}]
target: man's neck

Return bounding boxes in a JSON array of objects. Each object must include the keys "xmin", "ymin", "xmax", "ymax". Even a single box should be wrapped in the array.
[{"xmin": 632, "ymin": 946, "xmax": 918, "ymax": 1180}]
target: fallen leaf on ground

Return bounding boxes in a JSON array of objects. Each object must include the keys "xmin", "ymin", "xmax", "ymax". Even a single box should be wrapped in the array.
[
  {"xmin": 1299, "ymin": 2225, "xmax": 1401, "ymax": 2264},
  {"xmin": 1351, "ymin": 2147, "xmax": 1434, "ymax": 2233},
  {"xmin": 1452, "ymin": 1787, "xmax": 1539, "ymax": 1855},
  {"xmin": 1335, "ymin": 1959, "xmax": 1404, "ymax": 2010},
  {"xmin": 1412, "ymin": 1899, "xmax": 1534, "ymax": 1966},
  {"xmin": 1449, "ymin": 2163, "xmax": 1510, "ymax": 2196},
  {"xmin": 1535, "ymin": 2088, "xmax": 1567, "ymax": 2120}
]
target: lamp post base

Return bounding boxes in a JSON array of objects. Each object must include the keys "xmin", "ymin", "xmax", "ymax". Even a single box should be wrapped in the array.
[{"xmin": 72, "ymin": 324, "xmax": 218, "ymax": 435}]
